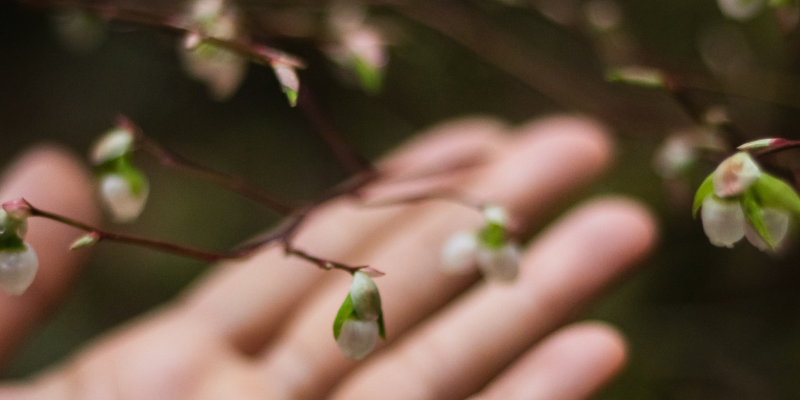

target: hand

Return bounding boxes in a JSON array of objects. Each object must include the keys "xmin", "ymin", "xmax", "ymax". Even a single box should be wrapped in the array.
[{"xmin": 0, "ymin": 116, "xmax": 656, "ymax": 400}]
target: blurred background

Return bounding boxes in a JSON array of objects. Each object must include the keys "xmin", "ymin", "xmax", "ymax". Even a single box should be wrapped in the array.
[{"xmin": 2, "ymin": 0, "xmax": 800, "ymax": 398}]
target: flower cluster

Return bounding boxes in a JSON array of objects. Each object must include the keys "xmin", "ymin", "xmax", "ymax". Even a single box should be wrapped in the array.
[
  {"xmin": 327, "ymin": 2, "xmax": 388, "ymax": 94},
  {"xmin": 91, "ymin": 121, "xmax": 149, "ymax": 223},
  {"xmin": 694, "ymin": 151, "xmax": 800, "ymax": 251},
  {"xmin": 0, "ymin": 201, "xmax": 38, "ymax": 295},
  {"xmin": 180, "ymin": 0, "xmax": 248, "ymax": 101},
  {"xmin": 333, "ymin": 271, "xmax": 386, "ymax": 359},
  {"xmin": 441, "ymin": 205, "xmax": 521, "ymax": 282}
]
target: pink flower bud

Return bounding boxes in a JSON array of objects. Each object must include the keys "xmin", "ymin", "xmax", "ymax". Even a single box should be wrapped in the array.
[{"xmin": 712, "ymin": 152, "xmax": 760, "ymax": 198}]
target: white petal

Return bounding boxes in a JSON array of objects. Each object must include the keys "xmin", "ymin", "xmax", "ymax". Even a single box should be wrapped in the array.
[
  {"xmin": 744, "ymin": 207, "xmax": 790, "ymax": 251},
  {"xmin": 349, "ymin": 272, "xmax": 381, "ymax": 321},
  {"xmin": 712, "ymin": 152, "xmax": 761, "ymax": 197},
  {"xmin": 717, "ymin": 0, "xmax": 766, "ymax": 20},
  {"xmin": 336, "ymin": 319, "xmax": 379, "ymax": 360},
  {"xmin": 344, "ymin": 27, "xmax": 387, "ymax": 69},
  {"xmin": 100, "ymin": 174, "xmax": 149, "ymax": 223},
  {"xmin": 273, "ymin": 64, "xmax": 300, "ymax": 93},
  {"xmin": 90, "ymin": 128, "xmax": 134, "ymax": 165},
  {"xmin": 701, "ymin": 196, "xmax": 745, "ymax": 248},
  {"xmin": 0, "ymin": 244, "xmax": 39, "ymax": 295},
  {"xmin": 477, "ymin": 243, "xmax": 520, "ymax": 283},
  {"xmin": 441, "ymin": 232, "xmax": 479, "ymax": 274},
  {"xmin": 483, "ymin": 205, "xmax": 509, "ymax": 226}
]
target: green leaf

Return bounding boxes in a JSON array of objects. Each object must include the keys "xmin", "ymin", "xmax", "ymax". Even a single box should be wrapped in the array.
[
  {"xmin": 478, "ymin": 222, "xmax": 505, "ymax": 249},
  {"xmin": 0, "ymin": 235, "xmax": 25, "ymax": 252},
  {"xmin": 693, "ymin": 172, "xmax": 715, "ymax": 218},
  {"xmin": 377, "ymin": 311, "xmax": 386, "ymax": 340},
  {"xmin": 333, "ymin": 293, "xmax": 356, "ymax": 340},
  {"xmin": 741, "ymin": 191, "xmax": 776, "ymax": 249},
  {"xmin": 751, "ymin": 173, "xmax": 800, "ymax": 218},
  {"xmin": 284, "ymin": 87, "xmax": 298, "ymax": 107},
  {"xmin": 353, "ymin": 56, "xmax": 382, "ymax": 95}
]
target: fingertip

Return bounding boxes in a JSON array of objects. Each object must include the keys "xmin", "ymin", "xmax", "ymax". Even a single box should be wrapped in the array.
[
  {"xmin": 513, "ymin": 114, "xmax": 614, "ymax": 175},
  {"xmin": 379, "ymin": 116, "xmax": 509, "ymax": 178},
  {"xmin": 577, "ymin": 197, "xmax": 659, "ymax": 263},
  {"xmin": 563, "ymin": 321, "xmax": 629, "ymax": 377}
]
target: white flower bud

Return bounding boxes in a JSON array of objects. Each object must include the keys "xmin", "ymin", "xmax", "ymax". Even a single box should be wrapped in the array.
[
  {"xmin": 441, "ymin": 232, "xmax": 479, "ymax": 274},
  {"xmin": 712, "ymin": 152, "xmax": 761, "ymax": 198},
  {"xmin": 336, "ymin": 318, "xmax": 379, "ymax": 360},
  {"xmin": 483, "ymin": 205, "xmax": 509, "ymax": 226},
  {"xmin": 273, "ymin": 63, "xmax": 299, "ymax": 93},
  {"xmin": 653, "ymin": 134, "xmax": 695, "ymax": 179},
  {"xmin": 477, "ymin": 243, "xmax": 520, "ymax": 283},
  {"xmin": 180, "ymin": 3, "xmax": 248, "ymax": 101},
  {"xmin": 91, "ymin": 127, "xmax": 135, "ymax": 165},
  {"xmin": 717, "ymin": 0, "xmax": 766, "ymax": 21},
  {"xmin": 100, "ymin": 174, "xmax": 149, "ymax": 223},
  {"xmin": 349, "ymin": 271, "xmax": 381, "ymax": 321},
  {"xmin": 744, "ymin": 207, "xmax": 790, "ymax": 251},
  {"xmin": 0, "ymin": 244, "xmax": 39, "ymax": 295},
  {"xmin": 701, "ymin": 195, "xmax": 745, "ymax": 248}
]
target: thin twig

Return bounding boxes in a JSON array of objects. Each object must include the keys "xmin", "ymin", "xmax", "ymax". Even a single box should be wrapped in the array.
[{"xmin": 296, "ymin": 85, "xmax": 375, "ymax": 175}]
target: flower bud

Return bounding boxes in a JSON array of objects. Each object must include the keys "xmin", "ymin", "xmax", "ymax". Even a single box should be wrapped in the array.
[
  {"xmin": 336, "ymin": 318, "xmax": 380, "ymax": 360},
  {"xmin": 271, "ymin": 62, "xmax": 300, "ymax": 106},
  {"xmin": 441, "ymin": 232, "xmax": 478, "ymax": 274},
  {"xmin": 180, "ymin": 0, "xmax": 248, "ymax": 101},
  {"xmin": 0, "ymin": 209, "xmax": 28, "ymax": 241},
  {"xmin": 717, "ymin": 0, "xmax": 766, "ymax": 21},
  {"xmin": 100, "ymin": 173, "xmax": 149, "ymax": 222},
  {"xmin": 744, "ymin": 207, "xmax": 790, "ymax": 251},
  {"xmin": 477, "ymin": 243, "xmax": 520, "ymax": 283},
  {"xmin": 701, "ymin": 195, "xmax": 746, "ymax": 248},
  {"xmin": 91, "ymin": 127, "xmax": 135, "ymax": 166},
  {"xmin": 349, "ymin": 271, "xmax": 381, "ymax": 321},
  {"xmin": 70, "ymin": 232, "xmax": 101, "ymax": 250},
  {"xmin": 605, "ymin": 66, "xmax": 665, "ymax": 88},
  {"xmin": 0, "ymin": 244, "xmax": 39, "ymax": 295},
  {"xmin": 483, "ymin": 205, "xmax": 509, "ymax": 226},
  {"xmin": 737, "ymin": 138, "xmax": 787, "ymax": 151},
  {"xmin": 712, "ymin": 152, "xmax": 761, "ymax": 198}
]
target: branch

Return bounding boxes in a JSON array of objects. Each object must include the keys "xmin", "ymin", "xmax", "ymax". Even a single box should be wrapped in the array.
[{"xmin": 296, "ymin": 85, "xmax": 375, "ymax": 175}]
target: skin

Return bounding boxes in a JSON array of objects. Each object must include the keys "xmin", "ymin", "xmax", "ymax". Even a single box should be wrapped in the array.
[{"xmin": 0, "ymin": 115, "xmax": 657, "ymax": 400}]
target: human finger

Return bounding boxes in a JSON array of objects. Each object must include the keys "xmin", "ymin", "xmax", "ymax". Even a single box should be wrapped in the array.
[
  {"xmin": 178, "ymin": 117, "xmax": 508, "ymax": 353},
  {"xmin": 255, "ymin": 116, "xmax": 613, "ymax": 400},
  {"xmin": 468, "ymin": 322, "xmax": 627, "ymax": 400},
  {"xmin": 328, "ymin": 199, "xmax": 654, "ymax": 400}
]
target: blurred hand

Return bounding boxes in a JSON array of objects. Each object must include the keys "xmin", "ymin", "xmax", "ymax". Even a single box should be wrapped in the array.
[{"xmin": 0, "ymin": 116, "xmax": 656, "ymax": 400}]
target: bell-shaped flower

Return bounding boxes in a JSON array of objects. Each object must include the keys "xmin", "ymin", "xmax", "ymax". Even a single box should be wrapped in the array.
[
  {"xmin": 477, "ymin": 243, "xmax": 521, "ymax": 282},
  {"xmin": 336, "ymin": 318, "xmax": 380, "ymax": 360},
  {"xmin": 99, "ymin": 173, "xmax": 149, "ymax": 223},
  {"xmin": 694, "ymin": 151, "xmax": 800, "ymax": 251},
  {"xmin": 333, "ymin": 271, "xmax": 386, "ymax": 360},
  {"xmin": 717, "ymin": 0, "xmax": 766, "ymax": 21},
  {"xmin": 441, "ymin": 231, "xmax": 479, "ymax": 274},
  {"xmin": 180, "ymin": 0, "xmax": 248, "ymax": 101},
  {"xmin": 0, "ymin": 208, "xmax": 38, "ymax": 295},
  {"xmin": 440, "ymin": 205, "xmax": 521, "ymax": 282}
]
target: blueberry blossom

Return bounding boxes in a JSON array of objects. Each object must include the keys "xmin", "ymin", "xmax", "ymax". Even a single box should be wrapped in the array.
[
  {"xmin": 441, "ymin": 205, "xmax": 521, "ymax": 282},
  {"xmin": 0, "ymin": 203, "xmax": 38, "ymax": 295},
  {"xmin": 694, "ymin": 151, "xmax": 800, "ymax": 250},
  {"xmin": 179, "ymin": 0, "xmax": 248, "ymax": 101},
  {"xmin": 333, "ymin": 271, "xmax": 386, "ymax": 359},
  {"xmin": 91, "ymin": 122, "xmax": 149, "ymax": 223}
]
